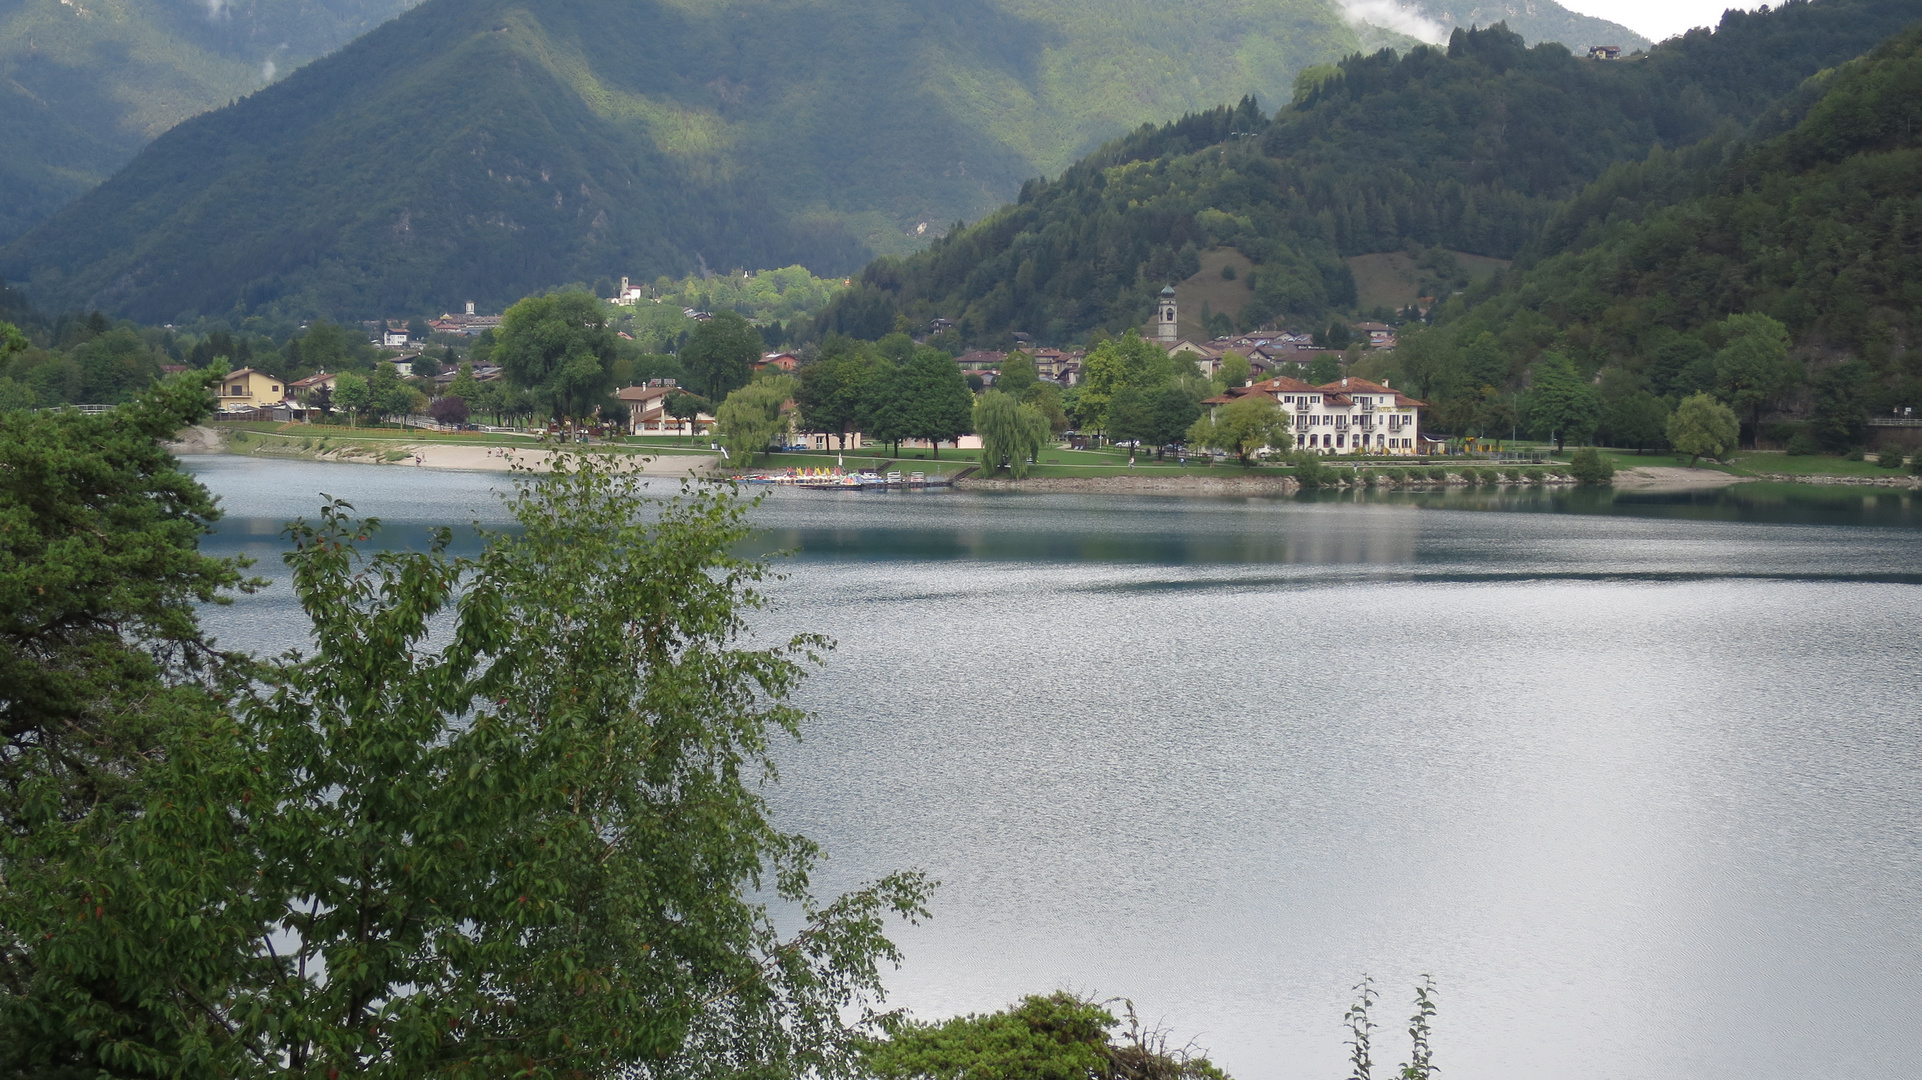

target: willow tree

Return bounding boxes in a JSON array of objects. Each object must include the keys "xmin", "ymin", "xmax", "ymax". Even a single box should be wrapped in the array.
[
  {"xmin": 973, "ymin": 390, "xmax": 1050, "ymax": 478},
  {"xmin": 716, "ymin": 375, "xmax": 797, "ymax": 465}
]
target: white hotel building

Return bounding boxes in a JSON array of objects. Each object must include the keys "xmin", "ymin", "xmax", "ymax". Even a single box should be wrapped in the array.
[{"xmin": 1204, "ymin": 375, "xmax": 1430, "ymax": 455}]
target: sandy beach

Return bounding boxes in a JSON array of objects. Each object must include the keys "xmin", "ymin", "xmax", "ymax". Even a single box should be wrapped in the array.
[
  {"xmin": 398, "ymin": 443, "xmax": 718, "ymax": 476},
  {"xmin": 1609, "ymin": 465, "xmax": 1749, "ymax": 490}
]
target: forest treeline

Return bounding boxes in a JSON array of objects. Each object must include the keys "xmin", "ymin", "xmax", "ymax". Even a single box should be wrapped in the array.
[
  {"xmin": 818, "ymin": 0, "xmax": 1922, "ymax": 348},
  {"xmin": 1390, "ymin": 21, "xmax": 1922, "ymax": 450}
]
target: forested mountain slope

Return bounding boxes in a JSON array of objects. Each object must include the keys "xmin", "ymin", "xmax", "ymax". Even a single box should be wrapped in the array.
[
  {"xmin": 1399, "ymin": 21, "xmax": 1922, "ymax": 445},
  {"xmin": 815, "ymin": 0, "xmax": 1922, "ymax": 346},
  {"xmin": 1, "ymin": 0, "xmax": 1409, "ymax": 322},
  {"xmin": 0, "ymin": 0, "xmax": 418, "ymax": 243}
]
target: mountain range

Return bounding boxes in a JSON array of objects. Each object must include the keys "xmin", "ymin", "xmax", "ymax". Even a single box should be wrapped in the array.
[
  {"xmin": 1401, "ymin": 18, "xmax": 1922, "ymax": 443},
  {"xmin": 0, "ymin": 0, "xmax": 1652, "ymax": 321},
  {"xmin": 814, "ymin": 0, "xmax": 1922, "ymax": 345},
  {"xmin": 0, "ymin": 0, "xmax": 419, "ymax": 242}
]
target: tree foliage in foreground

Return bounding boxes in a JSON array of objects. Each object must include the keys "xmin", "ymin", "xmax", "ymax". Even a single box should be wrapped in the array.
[
  {"xmin": 862, "ymin": 992, "xmax": 1227, "ymax": 1080},
  {"xmin": 1, "ymin": 436, "xmax": 931, "ymax": 1077},
  {"xmin": 0, "ymin": 368, "xmax": 250, "ymax": 822}
]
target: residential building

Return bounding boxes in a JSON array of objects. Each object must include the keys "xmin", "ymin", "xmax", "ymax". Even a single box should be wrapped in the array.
[
  {"xmin": 616, "ymin": 382, "xmax": 713, "ymax": 436},
  {"xmin": 1011, "ymin": 348, "xmax": 1082, "ymax": 386},
  {"xmin": 757, "ymin": 352, "xmax": 799, "ymax": 373},
  {"xmin": 1354, "ymin": 322, "xmax": 1397, "ymax": 349},
  {"xmin": 217, "ymin": 368, "xmax": 286, "ymax": 411},
  {"xmin": 955, "ymin": 349, "xmax": 1006, "ymax": 371},
  {"xmin": 1205, "ymin": 375, "xmax": 1426, "ymax": 455},
  {"xmin": 434, "ymin": 303, "xmax": 503, "ymax": 336},
  {"xmin": 800, "ymin": 431, "xmax": 865, "ymax": 451}
]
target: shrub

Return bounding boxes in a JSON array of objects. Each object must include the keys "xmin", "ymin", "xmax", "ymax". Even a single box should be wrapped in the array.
[
  {"xmin": 1362, "ymin": 469, "xmax": 1380, "ymax": 487},
  {"xmin": 1845, "ymin": 447, "xmax": 1866, "ymax": 461},
  {"xmin": 1568, "ymin": 447, "xmax": 1615, "ymax": 485},
  {"xmin": 1427, "ymin": 466, "xmax": 1448, "ymax": 481},
  {"xmin": 1912, "ymin": 452, "xmax": 1922, "ymax": 477},
  {"xmin": 1292, "ymin": 452, "xmax": 1336, "ymax": 488},
  {"xmin": 1877, "ymin": 445, "xmax": 1906, "ymax": 469},
  {"xmin": 1481, "ymin": 468, "xmax": 1503, "ymax": 484},
  {"xmin": 1784, "ymin": 432, "xmax": 1820, "ymax": 456},
  {"xmin": 1527, "ymin": 469, "xmax": 1546, "ymax": 485}
]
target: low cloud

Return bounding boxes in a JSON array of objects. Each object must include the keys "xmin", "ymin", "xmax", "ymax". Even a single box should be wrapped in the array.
[
  {"xmin": 261, "ymin": 58, "xmax": 277, "ymax": 82},
  {"xmin": 1334, "ymin": 0, "xmax": 1450, "ymax": 44},
  {"xmin": 205, "ymin": 0, "xmax": 227, "ymax": 19}
]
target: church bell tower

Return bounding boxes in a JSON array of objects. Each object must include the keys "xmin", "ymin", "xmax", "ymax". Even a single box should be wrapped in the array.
[{"xmin": 1156, "ymin": 285, "xmax": 1177, "ymax": 343}]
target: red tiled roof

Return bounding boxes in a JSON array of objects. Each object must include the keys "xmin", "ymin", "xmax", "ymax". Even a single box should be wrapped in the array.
[{"xmin": 1315, "ymin": 376, "xmax": 1427, "ymax": 407}]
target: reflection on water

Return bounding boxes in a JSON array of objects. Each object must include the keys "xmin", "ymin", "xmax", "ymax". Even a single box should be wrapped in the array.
[{"xmin": 184, "ymin": 458, "xmax": 1922, "ymax": 1080}]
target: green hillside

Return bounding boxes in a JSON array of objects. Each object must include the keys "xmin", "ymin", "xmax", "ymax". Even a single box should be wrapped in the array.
[
  {"xmin": 813, "ymin": 0, "xmax": 1922, "ymax": 346},
  {"xmin": 1396, "ymin": 20, "xmax": 1922, "ymax": 444},
  {"xmin": 1, "ymin": 0, "xmax": 1406, "ymax": 321},
  {"xmin": 0, "ymin": 0, "xmax": 418, "ymax": 243}
]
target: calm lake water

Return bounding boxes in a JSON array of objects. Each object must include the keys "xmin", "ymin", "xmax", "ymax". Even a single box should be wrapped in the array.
[{"xmin": 187, "ymin": 457, "xmax": 1922, "ymax": 1080}]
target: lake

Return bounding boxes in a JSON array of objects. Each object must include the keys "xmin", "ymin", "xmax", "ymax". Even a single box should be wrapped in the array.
[{"xmin": 186, "ymin": 457, "xmax": 1922, "ymax": 1080}]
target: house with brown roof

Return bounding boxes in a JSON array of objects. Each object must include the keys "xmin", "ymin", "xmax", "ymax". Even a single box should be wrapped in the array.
[
  {"xmin": 616, "ymin": 382, "xmax": 714, "ymax": 436},
  {"xmin": 217, "ymin": 368, "xmax": 286, "ymax": 412}
]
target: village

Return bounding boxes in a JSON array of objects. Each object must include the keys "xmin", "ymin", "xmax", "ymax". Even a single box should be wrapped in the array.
[{"xmin": 197, "ymin": 286, "xmax": 1434, "ymax": 463}]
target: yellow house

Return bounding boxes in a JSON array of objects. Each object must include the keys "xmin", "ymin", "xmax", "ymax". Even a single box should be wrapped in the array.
[{"xmin": 218, "ymin": 368, "xmax": 286, "ymax": 411}]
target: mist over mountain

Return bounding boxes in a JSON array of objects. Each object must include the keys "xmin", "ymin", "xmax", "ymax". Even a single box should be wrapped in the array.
[
  {"xmin": 1415, "ymin": 0, "xmax": 1650, "ymax": 51},
  {"xmin": 1339, "ymin": 0, "xmax": 1650, "ymax": 53},
  {"xmin": 0, "ymin": 0, "xmax": 420, "ymax": 242},
  {"xmin": 3, "ymin": 0, "xmax": 1399, "ymax": 321}
]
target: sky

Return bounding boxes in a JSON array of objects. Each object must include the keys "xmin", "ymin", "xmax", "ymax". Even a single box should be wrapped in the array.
[{"xmin": 1556, "ymin": 0, "xmax": 1767, "ymax": 42}]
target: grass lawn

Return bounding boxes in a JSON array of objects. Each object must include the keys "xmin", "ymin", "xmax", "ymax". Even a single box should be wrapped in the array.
[
  {"xmin": 1725, "ymin": 450, "xmax": 1913, "ymax": 478},
  {"xmin": 1592, "ymin": 448, "xmax": 1739, "ymax": 474}
]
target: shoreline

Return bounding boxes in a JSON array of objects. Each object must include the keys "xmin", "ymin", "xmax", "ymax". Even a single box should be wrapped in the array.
[
  {"xmin": 168, "ymin": 429, "xmax": 1920, "ymax": 492},
  {"xmin": 165, "ymin": 426, "xmax": 718, "ymax": 476},
  {"xmin": 957, "ymin": 474, "xmax": 1304, "ymax": 494}
]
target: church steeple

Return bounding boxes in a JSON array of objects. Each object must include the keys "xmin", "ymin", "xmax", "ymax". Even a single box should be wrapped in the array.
[{"xmin": 1156, "ymin": 285, "xmax": 1177, "ymax": 343}]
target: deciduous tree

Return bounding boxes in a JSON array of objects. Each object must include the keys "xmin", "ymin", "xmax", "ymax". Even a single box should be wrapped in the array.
[
  {"xmin": 973, "ymin": 390, "xmax": 1050, "ymax": 479},
  {"xmin": 715, "ymin": 375, "xmax": 796, "ymax": 465},
  {"xmin": 1712, "ymin": 313, "xmax": 1800, "ymax": 445},
  {"xmin": 900, "ymin": 350, "xmax": 973, "ymax": 458},
  {"xmin": 1519, "ymin": 352, "xmax": 1598, "ymax": 451},
  {"xmin": 681, "ymin": 311, "xmax": 762, "ymax": 401},
  {"xmin": 493, "ymin": 291, "xmax": 618, "ymax": 422},
  {"xmin": 1667, "ymin": 391, "xmax": 1740, "ymax": 465},
  {"xmin": 1187, "ymin": 394, "xmax": 1292, "ymax": 465},
  {"xmin": 3, "ymin": 442, "xmax": 932, "ymax": 1078}
]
